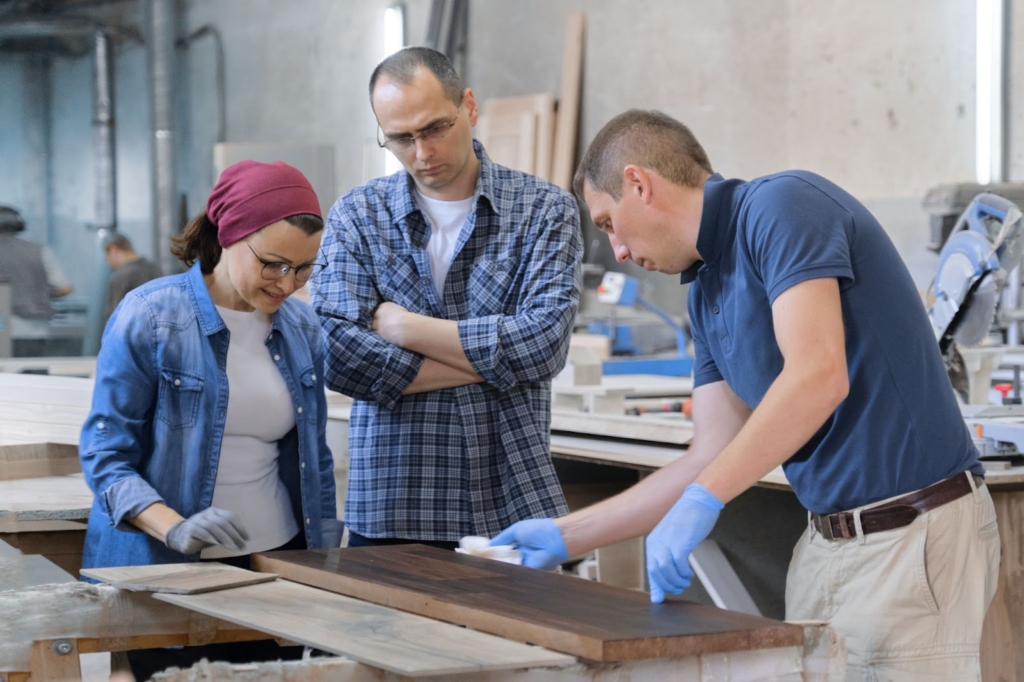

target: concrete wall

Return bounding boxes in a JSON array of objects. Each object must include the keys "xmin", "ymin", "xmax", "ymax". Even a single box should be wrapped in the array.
[
  {"xmin": 467, "ymin": 0, "xmax": 977, "ymax": 310},
  {"xmin": 0, "ymin": 1, "xmax": 1014, "ymax": 308},
  {"xmin": 0, "ymin": 59, "xmax": 23, "ymax": 206},
  {"xmin": 178, "ymin": 0, "xmax": 433, "ymax": 217}
]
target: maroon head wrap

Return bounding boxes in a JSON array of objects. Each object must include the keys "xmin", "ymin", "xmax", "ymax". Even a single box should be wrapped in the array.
[{"xmin": 207, "ymin": 160, "xmax": 322, "ymax": 248}]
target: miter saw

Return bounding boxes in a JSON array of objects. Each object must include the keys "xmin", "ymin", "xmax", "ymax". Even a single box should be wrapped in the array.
[
  {"xmin": 928, "ymin": 193, "xmax": 1024, "ymax": 401},
  {"xmin": 589, "ymin": 272, "xmax": 694, "ymax": 376}
]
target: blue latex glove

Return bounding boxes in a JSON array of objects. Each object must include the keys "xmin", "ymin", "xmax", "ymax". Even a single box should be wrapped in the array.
[
  {"xmin": 490, "ymin": 519, "xmax": 569, "ymax": 570},
  {"xmin": 646, "ymin": 483, "xmax": 724, "ymax": 604}
]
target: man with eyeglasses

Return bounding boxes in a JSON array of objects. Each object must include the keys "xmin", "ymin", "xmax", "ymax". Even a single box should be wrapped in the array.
[{"xmin": 309, "ymin": 47, "xmax": 582, "ymax": 550}]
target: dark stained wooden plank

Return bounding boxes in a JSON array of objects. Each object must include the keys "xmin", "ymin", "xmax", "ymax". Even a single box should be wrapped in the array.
[{"xmin": 252, "ymin": 545, "xmax": 804, "ymax": 662}]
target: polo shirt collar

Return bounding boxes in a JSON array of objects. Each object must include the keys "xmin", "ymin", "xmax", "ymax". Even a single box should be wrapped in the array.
[
  {"xmin": 385, "ymin": 139, "xmax": 499, "ymax": 221},
  {"xmin": 680, "ymin": 173, "xmax": 729, "ymax": 284}
]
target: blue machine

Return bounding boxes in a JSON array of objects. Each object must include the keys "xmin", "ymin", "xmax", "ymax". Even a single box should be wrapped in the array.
[{"xmin": 588, "ymin": 272, "xmax": 693, "ymax": 376}]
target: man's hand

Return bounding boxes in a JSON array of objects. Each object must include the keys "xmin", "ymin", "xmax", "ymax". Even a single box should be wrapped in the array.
[
  {"xmin": 372, "ymin": 301, "xmax": 409, "ymax": 345},
  {"xmin": 164, "ymin": 507, "xmax": 249, "ymax": 555},
  {"xmin": 645, "ymin": 483, "xmax": 724, "ymax": 604},
  {"xmin": 490, "ymin": 519, "xmax": 569, "ymax": 569}
]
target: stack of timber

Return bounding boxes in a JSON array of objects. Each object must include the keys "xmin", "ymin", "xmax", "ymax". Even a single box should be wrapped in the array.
[
  {"xmin": 476, "ymin": 13, "xmax": 584, "ymax": 189},
  {"xmin": 0, "ymin": 373, "xmax": 93, "ymax": 575},
  {"xmin": 0, "ymin": 373, "xmax": 94, "ymax": 528}
]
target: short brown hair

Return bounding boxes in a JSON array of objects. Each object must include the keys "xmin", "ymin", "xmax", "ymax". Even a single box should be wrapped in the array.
[
  {"xmin": 104, "ymin": 233, "xmax": 134, "ymax": 253},
  {"xmin": 171, "ymin": 210, "xmax": 323, "ymax": 274},
  {"xmin": 573, "ymin": 109, "xmax": 713, "ymax": 200}
]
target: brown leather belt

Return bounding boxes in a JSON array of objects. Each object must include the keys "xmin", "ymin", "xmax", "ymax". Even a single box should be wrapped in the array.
[{"xmin": 810, "ymin": 472, "xmax": 983, "ymax": 541}]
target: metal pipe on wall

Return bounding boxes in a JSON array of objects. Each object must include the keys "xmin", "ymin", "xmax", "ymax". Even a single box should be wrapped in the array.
[
  {"xmin": 83, "ymin": 30, "xmax": 116, "ymax": 356},
  {"xmin": 143, "ymin": 0, "xmax": 178, "ymax": 275},
  {"xmin": 93, "ymin": 31, "xmax": 117, "ymax": 234}
]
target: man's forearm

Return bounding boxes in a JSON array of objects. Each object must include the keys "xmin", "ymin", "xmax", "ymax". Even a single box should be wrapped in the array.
[
  {"xmin": 555, "ymin": 439, "xmax": 720, "ymax": 557},
  {"xmin": 391, "ymin": 312, "xmax": 480, "ymax": 377},
  {"xmin": 695, "ymin": 363, "xmax": 846, "ymax": 504},
  {"xmin": 403, "ymin": 357, "xmax": 483, "ymax": 394}
]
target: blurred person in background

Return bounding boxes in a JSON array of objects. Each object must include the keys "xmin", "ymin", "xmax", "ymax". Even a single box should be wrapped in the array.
[
  {"xmin": 0, "ymin": 205, "xmax": 73, "ymax": 356},
  {"xmin": 103, "ymin": 233, "xmax": 163, "ymax": 324}
]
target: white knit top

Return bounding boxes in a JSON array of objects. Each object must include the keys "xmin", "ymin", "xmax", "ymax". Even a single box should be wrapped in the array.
[{"xmin": 201, "ymin": 305, "xmax": 299, "ymax": 558}]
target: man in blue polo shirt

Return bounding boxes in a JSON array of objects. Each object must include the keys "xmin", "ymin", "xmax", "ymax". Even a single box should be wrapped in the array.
[{"xmin": 492, "ymin": 109, "xmax": 999, "ymax": 680}]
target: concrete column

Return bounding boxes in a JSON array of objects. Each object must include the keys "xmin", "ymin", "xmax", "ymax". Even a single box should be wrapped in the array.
[
  {"xmin": 143, "ymin": 0, "xmax": 179, "ymax": 275},
  {"xmin": 21, "ymin": 56, "xmax": 52, "ymax": 243}
]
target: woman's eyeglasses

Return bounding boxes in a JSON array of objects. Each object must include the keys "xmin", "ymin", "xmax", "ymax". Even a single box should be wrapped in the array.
[{"xmin": 244, "ymin": 240, "xmax": 325, "ymax": 284}]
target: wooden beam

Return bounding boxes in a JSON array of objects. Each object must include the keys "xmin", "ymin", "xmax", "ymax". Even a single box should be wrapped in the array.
[
  {"xmin": 551, "ymin": 13, "xmax": 585, "ymax": 190},
  {"xmin": 76, "ymin": 631, "xmax": 272, "ymax": 654},
  {"xmin": 29, "ymin": 639, "xmax": 80, "ymax": 682},
  {"xmin": 0, "ymin": 582, "xmax": 257, "ymax": 674},
  {"xmin": 0, "ymin": 443, "xmax": 80, "ymax": 482}
]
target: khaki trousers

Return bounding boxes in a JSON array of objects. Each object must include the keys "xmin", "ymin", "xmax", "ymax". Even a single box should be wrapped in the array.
[{"xmin": 786, "ymin": 473, "xmax": 1000, "ymax": 681}]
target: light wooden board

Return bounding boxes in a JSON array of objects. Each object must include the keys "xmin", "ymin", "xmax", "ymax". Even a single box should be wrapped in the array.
[
  {"xmin": 0, "ymin": 519, "xmax": 86, "ymax": 533},
  {"xmin": 0, "ymin": 373, "xmax": 93, "ymax": 451},
  {"xmin": 254, "ymin": 546, "xmax": 804, "ymax": 662},
  {"xmin": 155, "ymin": 579, "xmax": 574, "ymax": 677},
  {"xmin": 0, "ymin": 356, "xmax": 97, "ymax": 377},
  {"xmin": 30, "ymin": 639, "xmax": 81, "ymax": 681},
  {"xmin": 0, "ymin": 400, "xmax": 89, "ymax": 426},
  {"xmin": 550, "ymin": 434, "xmax": 683, "ymax": 470},
  {"xmin": 551, "ymin": 409, "xmax": 692, "ymax": 444},
  {"xmin": 599, "ymin": 373, "xmax": 694, "ymax": 397},
  {"xmin": 476, "ymin": 110, "xmax": 537, "ymax": 175},
  {"xmin": 0, "ymin": 372, "xmax": 94, "ymax": 398},
  {"xmin": 0, "ymin": 473, "xmax": 93, "ymax": 521},
  {"xmin": 81, "ymin": 563, "xmax": 280, "ymax": 594},
  {"xmin": 551, "ymin": 12, "xmax": 585, "ymax": 189},
  {"xmin": 0, "ymin": 540, "xmax": 76, "ymax": 591},
  {"xmin": 483, "ymin": 94, "xmax": 556, "ymax": 180},
  {"xmin": 0, "ymin": 442, "xmax": 80, "ymax": 480}
]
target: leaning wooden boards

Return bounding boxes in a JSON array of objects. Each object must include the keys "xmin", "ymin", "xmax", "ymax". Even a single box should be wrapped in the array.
[
  {"xmin": 253, "ymin": 545, "xmax": 803, "ymax": 661},
  {"xmin": 155, "ymin": 579, "xmax": 574, "ymax": 677}
]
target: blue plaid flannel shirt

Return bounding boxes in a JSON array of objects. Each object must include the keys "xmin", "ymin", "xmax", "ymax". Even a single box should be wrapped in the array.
[{"xmin": 309, "ymin": 141, "xmax": 582, "ymax": 541}]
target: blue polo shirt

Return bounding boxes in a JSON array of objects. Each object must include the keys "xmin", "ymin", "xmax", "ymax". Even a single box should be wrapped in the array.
[{"xmin": 684, "ymin": 172, "xmax": 980, "ymax": 514}]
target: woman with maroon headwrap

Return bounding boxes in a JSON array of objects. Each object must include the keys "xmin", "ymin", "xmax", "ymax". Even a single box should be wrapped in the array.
[{"xmin": 79, "ymin": 160, "xmax": 340, "ymax": 678}]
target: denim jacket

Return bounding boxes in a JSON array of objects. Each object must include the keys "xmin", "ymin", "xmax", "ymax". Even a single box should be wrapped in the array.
[{"xmin": 80, "ymin": 262, "xmax": 337, "ymax": 569}]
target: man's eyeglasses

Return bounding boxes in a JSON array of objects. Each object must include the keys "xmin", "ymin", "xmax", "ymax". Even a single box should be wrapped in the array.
[
  {"xmin": 377, "ymin": 105, "xmax": 462, "ymax": 154},
  {"xmin": 244, "ymin": 240, "xmax": 325, "ymax": 284}
]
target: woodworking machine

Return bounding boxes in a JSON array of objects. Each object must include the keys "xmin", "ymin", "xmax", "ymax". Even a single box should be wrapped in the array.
[{"xmin": 587, "ymin": 272, "xmax": 694, "ymax": 377}]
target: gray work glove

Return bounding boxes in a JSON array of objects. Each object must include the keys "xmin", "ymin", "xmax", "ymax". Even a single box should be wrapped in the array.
[
  {"xmin": 321, "ymin": 518, "xmax": 344, "ymax": 548},
  {"xmin": 165, "ymin": 507, "xmax": 250, "ymax": 555}
]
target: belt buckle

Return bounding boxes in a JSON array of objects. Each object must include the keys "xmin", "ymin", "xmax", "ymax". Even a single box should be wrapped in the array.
[{"xmin": 817, "ymin": 514, "xmax": 835, "ymax": 541}]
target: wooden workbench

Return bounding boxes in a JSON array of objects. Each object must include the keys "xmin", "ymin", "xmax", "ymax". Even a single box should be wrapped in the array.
[
  {"xmin": 0, "ymin": 538, "xmax": 844, "ymax": 681},
  {"xmin": 547, "ymin": 431, "xmax": 1024, "ymax": 682},
  {"xmin": 7, "ymin": 371, "xmax": 1019, "ymax": 678}
]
